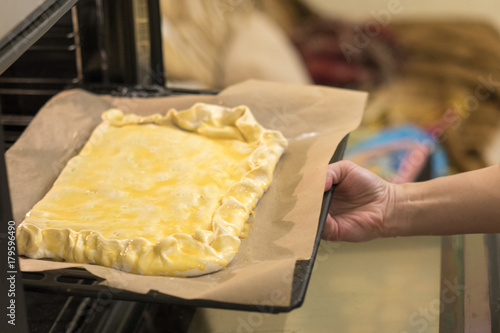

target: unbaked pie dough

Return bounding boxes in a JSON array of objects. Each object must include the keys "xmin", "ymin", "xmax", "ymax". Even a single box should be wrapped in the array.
[{"xmin": 16, "ymin": 103, "xmax": 288, "ymax": 276}]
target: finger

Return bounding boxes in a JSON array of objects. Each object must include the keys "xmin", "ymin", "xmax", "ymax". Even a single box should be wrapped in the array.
[
  {"xmin": 321, "ymin": 214, "xmax": 340, "ymax": 241},
  {"xmin": 324, "ymin": 169, "xmax": 334, "ymax": 192},
  {"xmin": 326, "ymin": 160, "xmax": 359, "ymax": 185}
]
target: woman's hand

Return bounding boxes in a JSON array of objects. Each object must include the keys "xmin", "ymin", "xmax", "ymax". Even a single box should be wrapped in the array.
[
  {"xmin": 322, "ymin": 161, "xmax": 400, "ymax": 242},
  {"xmin": 323, "ymin": 162, "xmax": 500, "ymax": 241}
]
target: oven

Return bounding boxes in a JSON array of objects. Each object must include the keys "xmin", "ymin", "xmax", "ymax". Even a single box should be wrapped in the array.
[{"xmin": 1, "ymin": 0, "xmax": 169, "ymax": 150}]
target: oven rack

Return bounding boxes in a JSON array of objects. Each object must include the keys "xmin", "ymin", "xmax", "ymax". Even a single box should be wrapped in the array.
[{"xmin": 0, "ymin": 6, "xmax": 81, "ymax": 149}]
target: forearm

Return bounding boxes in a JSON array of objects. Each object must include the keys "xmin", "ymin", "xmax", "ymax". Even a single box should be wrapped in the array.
[{"xmin": 388, "ymin": 165, "xmax": 500, "ymax": 237}]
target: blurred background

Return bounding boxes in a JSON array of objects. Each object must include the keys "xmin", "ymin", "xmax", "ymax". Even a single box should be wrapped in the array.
[{"xmin": 160, "ymin": 0, "xmax": 500, "ymax": 182}]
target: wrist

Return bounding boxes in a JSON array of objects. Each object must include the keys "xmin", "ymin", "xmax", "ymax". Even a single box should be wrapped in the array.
[{"xmin": 381, "ymin": 182, "xmax": 414, "ymax": 237}]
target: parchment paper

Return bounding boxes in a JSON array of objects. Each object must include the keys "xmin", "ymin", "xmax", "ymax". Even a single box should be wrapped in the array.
[{"xmin": 6, "ymin": 79, "xmax": 366, "ymax": 308}]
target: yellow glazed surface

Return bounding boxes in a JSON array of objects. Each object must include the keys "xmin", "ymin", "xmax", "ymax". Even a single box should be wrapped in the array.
[{"xmin": 16, "ymin": 103, "xmax": 288, "ymax": 276}]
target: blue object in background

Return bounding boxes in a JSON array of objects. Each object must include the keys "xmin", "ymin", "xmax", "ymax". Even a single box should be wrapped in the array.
[{"xmin": 345, "ymin": 125, "xmax": 449, "ymax": 183}]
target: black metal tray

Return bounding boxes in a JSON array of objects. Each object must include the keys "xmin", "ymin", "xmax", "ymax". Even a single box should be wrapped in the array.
[{"xmin": 21, "ymin": 131, "xmax": 348, "ymax": 314}]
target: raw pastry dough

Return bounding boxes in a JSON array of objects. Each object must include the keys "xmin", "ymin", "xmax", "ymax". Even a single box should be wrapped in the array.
[{"xmin": 16, "ymin": 103, "xmax": 288, "ymax": 276}]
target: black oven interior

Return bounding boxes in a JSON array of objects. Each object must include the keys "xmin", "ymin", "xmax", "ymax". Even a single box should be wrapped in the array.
[{"xmin": 1, "ymin": 0, "xmax": 168, "ymax": 149}]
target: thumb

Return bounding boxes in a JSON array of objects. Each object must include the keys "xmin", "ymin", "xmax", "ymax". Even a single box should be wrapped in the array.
[{"xmin": 325, "ymin": 160, "xmax": 358, "ymax": 192}]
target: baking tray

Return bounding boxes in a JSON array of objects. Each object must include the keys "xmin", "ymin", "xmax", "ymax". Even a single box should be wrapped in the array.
[{"xmin": 20, "ymin": 86, "xmax": 349, "ymax": 314}]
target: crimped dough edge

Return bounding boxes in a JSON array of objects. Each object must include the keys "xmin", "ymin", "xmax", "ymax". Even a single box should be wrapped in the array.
[{"xmin": 17, "ymin": 103, "xmax": 288, "ymax": 276}]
